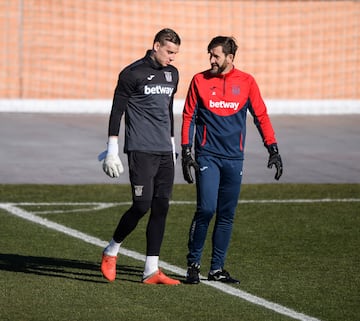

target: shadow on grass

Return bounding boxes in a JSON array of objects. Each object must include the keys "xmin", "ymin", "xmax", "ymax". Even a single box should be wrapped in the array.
[{"xmin": 0, "ymin": 253, "xmax": 144, "ymax": 284}]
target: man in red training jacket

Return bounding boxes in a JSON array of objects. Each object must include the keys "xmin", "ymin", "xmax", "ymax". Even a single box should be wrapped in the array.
[{"xmin": 181, "ymin": 36, "xmax": 283, "ymax": 284}]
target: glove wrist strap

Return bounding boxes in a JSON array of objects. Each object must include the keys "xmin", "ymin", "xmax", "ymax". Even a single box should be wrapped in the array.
[
  {"xmin": 267, "ymin": 143, "xmax": 279, "ymax": 155},
  {"xmin": 107, "ymin": 136, "xmax": 119, "ymax": 155},
  {"xmin": 182, "ymin": 146, "xmax": 191, "ymax": 157}
]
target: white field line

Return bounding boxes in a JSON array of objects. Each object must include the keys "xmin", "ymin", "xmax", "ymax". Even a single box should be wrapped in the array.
[
  {"xmin": 3, "ymin": 198, "xmax": 358, "ymax": 321},
  {"xmin": 8, "ymin": 198, "xmax": 360, "ymax": 215}
]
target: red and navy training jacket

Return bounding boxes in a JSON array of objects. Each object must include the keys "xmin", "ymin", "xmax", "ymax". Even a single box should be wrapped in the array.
[{"xmin": 181, "ymin": 67, "xmax": 277, "ymax": 160}]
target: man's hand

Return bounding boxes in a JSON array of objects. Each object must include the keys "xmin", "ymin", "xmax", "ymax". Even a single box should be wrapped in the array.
[
  {"xmin": 103, "ymin": 154, "xmax": 124, "ymax": 178},
  {"xmin": 181, "ymin": 146, "xmax": 199, "ymax": 184},
  {"xmin": 99, "ymin": 136, "xmax": 124, "ymax": 178},
  {"xmin": 267, "ymin": 144, "xmax": 283, "ymax": 180}
]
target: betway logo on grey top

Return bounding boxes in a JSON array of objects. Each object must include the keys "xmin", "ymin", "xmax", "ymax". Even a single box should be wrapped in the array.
[
  {"xmin": 144, "ymin": 85, "xmax": 174, "ymax": 97},
  {"xmin": 209, "ymin": 100, "xmax": 240, "ymax": 111}
]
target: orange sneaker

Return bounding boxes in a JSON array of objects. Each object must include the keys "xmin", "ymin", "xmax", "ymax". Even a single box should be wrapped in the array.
[
  {"xmin": 101, "ymin": 254, "xmax": 117, "ymax": 282},
  {"xmin": 142, "ymin": 269, "xmax": 180, "ymax": 285}
]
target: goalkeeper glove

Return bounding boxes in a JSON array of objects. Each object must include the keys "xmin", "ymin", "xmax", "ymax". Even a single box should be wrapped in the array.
[
  {"xmin": 181, "ymin": 146, "xmax": 199, "ymax": 184},
  {"xmin": 99, "ymin": 136, "xmax": 124, "ymax": 178},
  {"xmin": 267, "ymin": 144, "xmax": 283, "ymax": 180}
]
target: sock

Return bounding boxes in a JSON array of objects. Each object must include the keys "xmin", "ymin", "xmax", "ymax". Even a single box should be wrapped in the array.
[
  {"xmin": 103, "ymin": 239, "xmax": 121, "ymax": 256},
  {"xmin": 143, "ymin": 256, "xmax": 159, "ymax": 278}
]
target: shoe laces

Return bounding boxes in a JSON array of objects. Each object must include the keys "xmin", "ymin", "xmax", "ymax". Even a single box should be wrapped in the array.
[
  {"xmin": 190, "ymin": 263, "xmax": 200, "ymax": 271},
  {"xmin": 187, "ymin": 263, "xmax": 200, "ymax": 277},
  {"xmin": 210, "ymin": 269, "xmax": 230, "ymax": 279},
  {"xmin": 219, "ymin": 269, "xmax": 230, "ymax": 277}
]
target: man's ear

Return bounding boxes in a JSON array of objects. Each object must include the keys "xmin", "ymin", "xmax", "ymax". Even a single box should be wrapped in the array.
[
  {"xmin": 227, "ymin": 54, "xmax": 234, "ymax": 62},
  {"xmin": 153, "ymin": 41, "xmax": 161, "ymax": 52}
]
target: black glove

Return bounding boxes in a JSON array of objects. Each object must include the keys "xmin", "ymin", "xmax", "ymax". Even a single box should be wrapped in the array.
[
  {"xmin": 181, "ymin": 147, "xmax": 199, "ymax": 184},
  {"xmin": 267, "ymin": 144, "xmax": 283, "ymax": 180}
]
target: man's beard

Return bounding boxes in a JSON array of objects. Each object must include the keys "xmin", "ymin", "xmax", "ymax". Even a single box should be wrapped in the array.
[{"xmin": 210, "ymin": 62, "xmax": 227, "ymax": 75}]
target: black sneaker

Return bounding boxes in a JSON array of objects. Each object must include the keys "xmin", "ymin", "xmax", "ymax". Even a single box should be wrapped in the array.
[
  {"xmin": 207, "ymin": 269, "xmax": 240, "ymax": 284},
  {"xmin": 186, "ymin": 263, "xmax": 200, "ymax": 284}
]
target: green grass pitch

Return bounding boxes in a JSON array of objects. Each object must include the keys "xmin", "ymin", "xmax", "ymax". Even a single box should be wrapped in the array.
[{"xmin": 0, "ymin": 184, "xmax": 359, "ymax": 321}]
